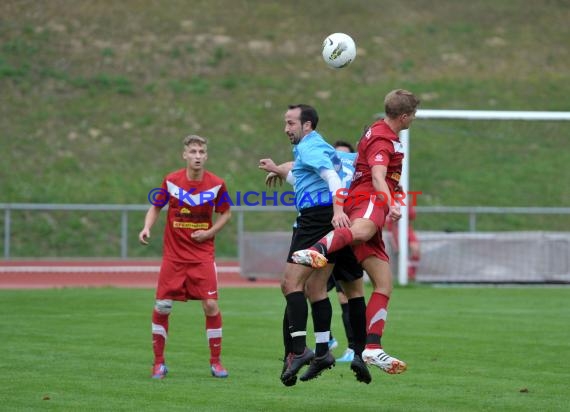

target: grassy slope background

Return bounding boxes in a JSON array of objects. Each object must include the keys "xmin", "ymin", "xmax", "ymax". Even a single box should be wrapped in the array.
[{"xmin": 1, "ymin": 0, "xmax": 569, "ymax": 257}]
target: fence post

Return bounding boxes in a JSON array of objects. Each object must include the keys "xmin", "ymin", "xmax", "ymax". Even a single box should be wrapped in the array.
[
  {"xmin": 121, "ymin": 210, "xmax": 128, "ymax": 259},
  {"xmin": 469, "ymin": 213, "xmax": 477, "ymax": 232},
  {"xmin": 3, "ymin": 208, "xmax": 10, "ymax": 259},
  {"xmin": 237, "ymin": 210, "xmax": 244, "ymax": 275}
]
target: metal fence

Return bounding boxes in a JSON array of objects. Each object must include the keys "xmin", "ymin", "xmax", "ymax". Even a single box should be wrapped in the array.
[{"xmin": 1, "ymin": 203, "xmax": 570, "ymax": 259}]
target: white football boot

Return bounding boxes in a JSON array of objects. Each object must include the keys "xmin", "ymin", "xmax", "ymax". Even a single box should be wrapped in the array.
[{"xmin": 361, "ymin": 348, "xmax": 407, "ymax": 374}]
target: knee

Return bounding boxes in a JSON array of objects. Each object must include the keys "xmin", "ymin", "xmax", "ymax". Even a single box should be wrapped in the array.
[
  {"xmin": 281, "ymin": 274, "xmax": 302, "ymax": 295},
  {"xmin": 203, "ymin": 299, "xmax": 219, "ymax": 316},
  {"xmin": 342, "ymin": 281, "xmax": 363, "ymax": 299},
  {"xmin": 351, "ymin": 224, "xmax": 375, "ymax": 243},
  {"xmin": 154, "ymin": 299, "xmax": 173, "ymax": 315}
]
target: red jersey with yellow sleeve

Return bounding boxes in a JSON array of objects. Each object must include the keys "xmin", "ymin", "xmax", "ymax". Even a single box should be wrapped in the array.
[
  {"xmin": 160, "ymin": 169, "xmax": 230, "ymax": 263},
  {"xmin": 350, "ymin": 119, "xmax": 404, "ymax": 194}
]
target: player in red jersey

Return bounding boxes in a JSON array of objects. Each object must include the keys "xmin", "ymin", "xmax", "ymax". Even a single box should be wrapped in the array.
[
  {"xmin": 138, "ymin": 135, "xmax": 232, "ymax": 379},
  {"xmin": 386, "ymin": 203, "xmax": 421, "ymax": 281},
  {"xmin": 292, "ymin": 89, "xmax": 420, "ymax": 375}
]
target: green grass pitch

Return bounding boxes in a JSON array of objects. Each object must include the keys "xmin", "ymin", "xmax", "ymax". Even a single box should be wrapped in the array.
[{"xmin": 2, "ymin": 285, "xmax": 569, "ymax": 411}]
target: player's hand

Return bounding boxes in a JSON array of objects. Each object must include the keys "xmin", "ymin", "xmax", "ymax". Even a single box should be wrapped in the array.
[
  {"xmin": 265, "ymin": 172, "xmax": 283, "ymax": 187},
  {"xmin": 258, "ymin": 158, "xmax": 277, "ymax": 173},
  {"xmin": 139, "ymin": 228, "xmax": 151, "ymax": 245},
  {"xmin": 191, "ymin": 230, "xmax": 212, "ymax": 243},
  {"xmin": 388, "ymin": 204, "xmax": 401, "ymax": 221},
  {"xmin": 332, "ymin": 211, "xmax": 351, "ymax": 228}
]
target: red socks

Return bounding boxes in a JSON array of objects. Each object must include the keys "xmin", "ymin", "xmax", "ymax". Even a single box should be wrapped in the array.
[
  {"xmin": 206, "ymin": 313, "xmax": 223, "ymax": 363},
  {"xmin": 152, "ymin": 310, "xmax": 169, "ymax": 365},
  {"xmin": 365, "ymin": 292, "xmax": 390, "ymax": 349},
  {"xmin": 313, "ymin": 227, "xmax": 353, "ymax": 255}
]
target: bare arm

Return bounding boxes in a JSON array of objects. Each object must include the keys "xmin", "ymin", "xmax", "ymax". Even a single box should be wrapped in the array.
[
  {"xmin": 265, "ymin": 161, "xmax": 294, "ymax": 187},
  {"xmin": 138, "ymin": 205, "xmax": 162, "ymax": 245},
  {"xmin": 371, "ymin": 164, "xmax": 401, "ymax": 221},
  {"xmin": 191, "ymin": 209, "xmax": 232, "ymax": 243},
  {"xmin": 258, "ymin": 159, "xmax": 293, "ymax": 179}
]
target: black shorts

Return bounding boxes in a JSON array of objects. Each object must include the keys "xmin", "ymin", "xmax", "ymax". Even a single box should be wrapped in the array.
[
  {"xmin": 287, "ymin": 205, "xmax": 338, "ymax": 264},
  {"xmin": 327, "ymin": 246, "xmax": 364, "ymax": 292}
]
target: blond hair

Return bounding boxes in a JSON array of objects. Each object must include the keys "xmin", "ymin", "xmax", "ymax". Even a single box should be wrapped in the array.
[
  {"xmin": 384, "ymin": 89, "xmax": 420, "ymax": 118},
  {"xmin": 183, "ymin": 135, "xmax": 208, "ymax": 146}
]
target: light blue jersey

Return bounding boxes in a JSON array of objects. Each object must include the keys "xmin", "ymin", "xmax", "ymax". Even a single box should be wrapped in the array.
[
  {"xmin": 291, "ymin": 148, "xmax": 356, "ymax": 227},
  {"xmin": 334, "ymin": 151, "xmax": 356, "ymax": 190},
  {"xmin": 292, "ymin": 130, "xmax": 338, "ymax": 210}
]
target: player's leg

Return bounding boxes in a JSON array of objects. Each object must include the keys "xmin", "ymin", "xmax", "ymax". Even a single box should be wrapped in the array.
[
  {"xmin": 151, "ymin": 298, "xmax": 172, "ymax": 379},
  {"xmin": 339, "ymin": 275, "xmax": 371, "ymax": 384},
  {"xmin": 306, "ymin": 267, "xmax": 334, "ymax": 358},
  {"xmin": 292, "ymin": 202, "xmax": 378, "ymax": 268},
  {"xmin": 201, "ymin": 298, "xmax": 228, "ymax": 378},
  {"xmin": 337, "ymin": 289, "xmax": 356, "ymax": 362},
  {"xmin": 360, "ymin": 253, "xmax": 407, "ymax": 374},
  {"xmin": 340, "ymin": 280, "xmax": 365, "ymax": 356},
  {"xmin": 280, "ymin": 262, "xmax": 314, "ymax": 383},
  {"xmin": 325, "ymin": 275, "xmax": 339, "ymax": 351},
  {"xmin": 151, "ymin": 259, "xmax": 185, "ymax": 379},
  {"xmin": 337, "ymin": 290, "xmax": 352, "ymax": 339},
  {"xmin": 282, "ymin": 206, "xmax": 335, "ymax": 384},
  {"xmin": 189, "ymin": 261, "xmax": 228, "ymax": 378},
  {"xmin": 332, "ymin": 246, "xmax": 364, "ymax": 361},
  {"xmin": 282, "ymin": 262, "xmax": 313, "ymax": 353},
  {"xmin": 280, "ymin": 307, "xmax": 299, "ymax": 386},
  {"xmin": 299, "ymin": 266, "xmax": 336, "ymax": 381}
]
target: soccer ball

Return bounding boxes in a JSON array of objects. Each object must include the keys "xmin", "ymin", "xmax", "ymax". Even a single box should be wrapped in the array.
[{"xmin": 322, "ymin": 33, "xmax": 356, "ymax": 69}]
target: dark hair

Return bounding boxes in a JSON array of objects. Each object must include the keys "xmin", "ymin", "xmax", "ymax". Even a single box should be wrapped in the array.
[
  {"xmin": 288, "ymin": 104, "xmax": 319, "ymax": 129},
  {"xmin": 333, "ymin": 140, "xmax": 355, "ymax": 152}
]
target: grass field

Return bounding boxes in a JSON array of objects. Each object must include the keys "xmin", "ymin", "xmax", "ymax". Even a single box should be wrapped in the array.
[{"xmin": 2, "ymin": 285, "xmax": 569, "ymax": 411}]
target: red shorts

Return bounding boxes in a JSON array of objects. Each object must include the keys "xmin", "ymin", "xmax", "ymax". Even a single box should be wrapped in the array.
[
  {"xmin": 155, "ymin": 260, "xmax": 219, "ymax": 301},
  {"xmin": 345, "ymin": 195, "xmax": 389, "ymax": 263}
]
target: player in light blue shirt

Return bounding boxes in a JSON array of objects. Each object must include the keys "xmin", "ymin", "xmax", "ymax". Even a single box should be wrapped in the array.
[
  {"xmin": 259, "ymin": 107, "xmax": 370, "ymax": 385},
  {"xmin": 258, "ymin": 104, "xmax": 348, "ymax": 384},
  {"xmin": 291, "ymin": 130, "xmax": 340, "ymax": 210}
]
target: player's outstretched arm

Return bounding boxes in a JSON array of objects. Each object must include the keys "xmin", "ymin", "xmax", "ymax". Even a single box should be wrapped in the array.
[
  {"xmin": 265, "ymin": 161, "xmax": 295, "ymax": 187},
  {"xmin": 259, "ymin": 159, "xmax": 293, "ymax": 179}
]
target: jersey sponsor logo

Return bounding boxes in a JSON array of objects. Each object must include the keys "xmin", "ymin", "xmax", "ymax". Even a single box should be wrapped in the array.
[
  {"xmin": 179, "ymin": 207, "xmax": 191, "ymax": 215},
  {"xmin": 374, "ymin": 153, "xmax": 384, "ymax": 162},
  {"xmin": 388, "ymin": 172, "xmax": 401, "ymax": 182},
  {"xmin": 207, "ymin": 291, "xmax": 217, "ymax": 295},
  {"xmin": 166, "ymin": 181, "xmax": 222, "ymax": 207},
  {"xmin": 172, "ymin": 221, "xmax": 209, "ymax": 229},
  {"xmin": 365, "ymin": 128, "xmax": 372, "ymax": 139}
]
